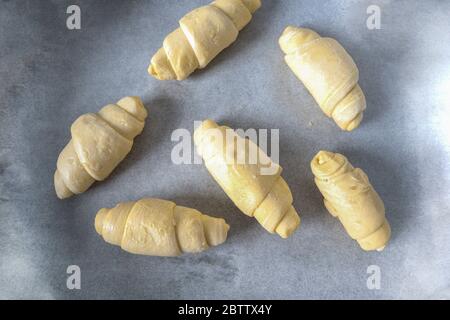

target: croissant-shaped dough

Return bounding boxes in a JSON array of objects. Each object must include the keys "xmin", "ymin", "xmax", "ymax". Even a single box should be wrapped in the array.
[
  {"xmin": 279, "ymin": 26, "xmax": 366, "ymax": 131},
  {"xmin": 95, "ymin": 198, "xmax": 229, "ymax": 256},
  {"xmin": 54, "ymin": 96, "xmax": 148, "ymax": 199},
  {"xmin": 311, "ymin": 151, "xmax": 391, "ymax": 251},
  {"xmin": 194, "ymin": 119, "xmax": 300, "ymax": 238},
  {"xmin": 148, "ymin": 0, "xmax": 261, "ymax": 80}
]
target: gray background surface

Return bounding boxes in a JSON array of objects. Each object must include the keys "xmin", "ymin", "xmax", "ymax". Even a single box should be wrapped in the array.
[{"xmin": 1, "ymin": 0, "xmax": 449, "ymax": 299}]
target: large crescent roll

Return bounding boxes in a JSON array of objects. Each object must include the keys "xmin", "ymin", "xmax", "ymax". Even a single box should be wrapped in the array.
[
  {"xmin": 194, "ymin": 119, "xmax": 301, "ymax": 238},
  {"xmin": 311, "ymin": 151, "xmax": 391, "ymax": 251},
  {"xmin": 54, "ymin": 96, "xmax": 147, "ymax": 199},
  {"xmin": 95, "ymin": 198, "xmax": 229, "ymax": 256},
  {"xmin": 279, "ymin": 26, "xmax": 366, "ymax": 131},
  {"xmin": 148, "ymin": 0, "xmax": 261, "ymax": 80}
]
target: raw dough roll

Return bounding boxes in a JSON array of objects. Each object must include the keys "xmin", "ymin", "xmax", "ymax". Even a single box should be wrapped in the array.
[
  {"xmin": 54, "ymin": 96, "xmax": 147, "ymax": 199},
  {"xmin": 311, "ymin": 151, "xmax": 391, "ymax": 251},
  {"xmin": 279, "ymin": 26, "xmax": 366, "ymax": 131},
  {"xmin": 194, "ymin": 119, "xmax": 301, "ymax": 238},
  {"xmin": 95, "ymin": 198, "xmax": 229, "ymax": 256},
  {"xmin": 149, "ymin": 0, "xmax": 261, "ymax": 80}
]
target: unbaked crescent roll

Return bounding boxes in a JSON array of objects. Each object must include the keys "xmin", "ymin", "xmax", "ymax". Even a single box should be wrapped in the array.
[
  {"xmin": 95, "ymin": 198, "xmax": 229, "ymax": 256},
  {"xmin": 311, "ymin": 151, "xmax": 391, "ymax": 251},
  {"xmin": 194, "ymin": 119, "xmax": 300, "ymax": 238},
  {"xmin": 54, "ymin": 96, "xmax": 147, "ymax": 199},
  {"xmin": 148, "ymin": 0, "xmax": 261, "ymax": 80},
  {"xmin": 279, "ymin": 26, "xmax": 366, "ymax": 131}
]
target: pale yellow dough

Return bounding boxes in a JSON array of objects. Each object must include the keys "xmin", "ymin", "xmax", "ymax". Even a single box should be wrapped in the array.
[
  {"xmin": 311, "ymin": 151, "xmax": 391, "ymax": 251},
  {"xmin": 54, "ymin": 96, "xmax": 148, "ymax": 199},
  {"xmin": 95, "ymin": 198, "xmax": 229, "ymax": 256},
  {"xmin": 279, "ymin": 26, "xmax": 366, "ymax": 131},
  {"xmin": 148, "ymin": 0, "xmax": 261, "ymax": 80},
  {"xmin": 194, "ymin": 119, "xmax": 301, "ymax": 238}
]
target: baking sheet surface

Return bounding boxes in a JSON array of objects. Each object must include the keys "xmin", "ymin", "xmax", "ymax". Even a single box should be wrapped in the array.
[{"xmin": 1, "ymin": 0, "xmax": 449, "ymax": 299}]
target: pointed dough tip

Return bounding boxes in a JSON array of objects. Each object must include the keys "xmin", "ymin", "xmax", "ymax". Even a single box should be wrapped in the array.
[
  {"xmin": 95, "ymin": 208, "xmax": 109, "ymax": 235},
  {"xmin": 54, "ymin": 170, "xmax": 74, "ymax": 199}
]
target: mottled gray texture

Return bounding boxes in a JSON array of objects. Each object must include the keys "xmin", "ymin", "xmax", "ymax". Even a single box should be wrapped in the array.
[{"xmin": 1, "ymin": 0, "xmax": 449, "ymax": 299}]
